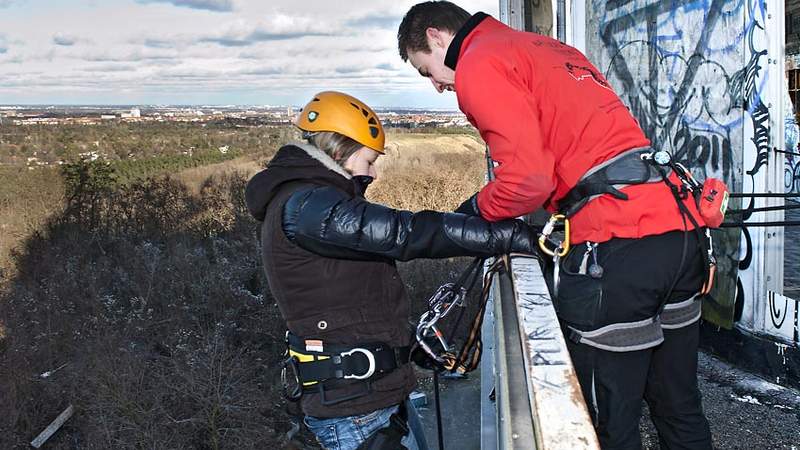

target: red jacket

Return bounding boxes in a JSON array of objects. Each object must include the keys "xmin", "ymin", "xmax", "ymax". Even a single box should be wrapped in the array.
[{"xmin": 449, "ymin": 14, "xmax": 700, "ymax": 243}]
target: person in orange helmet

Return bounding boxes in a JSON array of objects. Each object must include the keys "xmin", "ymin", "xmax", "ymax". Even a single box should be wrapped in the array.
[{"xmin": 245, "ymin": 91, "xmax": 539, "ymax": 450}]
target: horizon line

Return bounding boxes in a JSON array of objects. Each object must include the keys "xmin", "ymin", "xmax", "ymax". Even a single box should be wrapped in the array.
[{"xmin": 0, "ymin": 103, "xmax": 463, "ymax": 111}]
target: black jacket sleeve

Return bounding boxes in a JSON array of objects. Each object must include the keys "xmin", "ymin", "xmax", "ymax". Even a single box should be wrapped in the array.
[{"xmin": 282, "ymin": 186, "xmax": 538, "ymax": 261}]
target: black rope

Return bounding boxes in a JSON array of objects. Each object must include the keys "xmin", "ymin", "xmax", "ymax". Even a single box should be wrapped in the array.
[
  {"xmin": 720, "ymin": 221, "xmax": 800, "ymax": 227},
  {"xmin": 454, "ymin": 257, "xmax": 483, "ymax": 289},
  {"xmin": 729, "ymin": 193, "xmax": 800, "ymax": 198},
  {"xmin": 774, "ymin": 147, "xmax": 800, "ymax": 158},
  {"xmin": 445, "ymin": 258, "xmax": 485, "ymax": 352},
  {"xmin": 433, "ymin": 370, "xmax": 444, "ymax": 450},
  {"xmin": 728, "ymin": 203, "xmax": 800, "ymax": 214}
]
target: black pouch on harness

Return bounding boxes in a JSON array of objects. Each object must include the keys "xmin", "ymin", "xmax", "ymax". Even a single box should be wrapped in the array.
[{"xmin": 544, "ymin": 247, "xmax": 603, "ymax": 328}]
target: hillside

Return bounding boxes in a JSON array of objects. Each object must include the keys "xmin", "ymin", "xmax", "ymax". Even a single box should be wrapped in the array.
[{"xmin": 0, "ymin": 127, "xmax": 486, "ymax": 449}]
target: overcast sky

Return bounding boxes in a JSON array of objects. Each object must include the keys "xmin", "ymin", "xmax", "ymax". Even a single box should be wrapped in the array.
[{"xmin": 0, "ymin": 0, "xmax": 498, "ymax": 108}]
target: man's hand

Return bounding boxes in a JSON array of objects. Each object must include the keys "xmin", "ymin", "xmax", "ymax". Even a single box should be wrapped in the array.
[{"xmin": 454, "ymin": 193, "xmax": 481, "ymax": 216}]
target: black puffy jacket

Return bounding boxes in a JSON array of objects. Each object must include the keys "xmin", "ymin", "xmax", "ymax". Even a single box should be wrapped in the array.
[
  {"xmin": 283, "ymin": 182, "xmax": 538, "ymax": 260},
  {"xmin": 245, "ymin": 143, "xmax": 536, "ymax": 417}
]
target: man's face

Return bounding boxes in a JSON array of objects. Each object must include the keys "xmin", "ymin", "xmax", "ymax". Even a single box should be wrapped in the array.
[{"xmin": 406, "ymin": 28, "xmax": 456, "ymax": 93}]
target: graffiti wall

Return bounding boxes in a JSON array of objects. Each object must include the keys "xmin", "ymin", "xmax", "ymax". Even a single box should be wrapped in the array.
[
  {"xmin": 787, "ymin": 153, "xmax": 800, "ymax": 198},
  {"xmin": 785, "ymin": 80, "xmax": 800, "ymax": 198},
  {"xmin": 584, "ymin": 0, "xmax": 778, "ymax": 332}
]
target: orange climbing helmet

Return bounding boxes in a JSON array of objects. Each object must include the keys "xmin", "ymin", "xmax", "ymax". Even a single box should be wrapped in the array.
[{"xmin": 295, "ymin": 91, "xmax": 385, "ymax": 153}]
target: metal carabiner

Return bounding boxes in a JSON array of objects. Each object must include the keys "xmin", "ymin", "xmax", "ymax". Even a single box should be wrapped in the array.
[
  {"xmin": 280, "ymin": 355, "xmax": 303, "ymax": 401},
  {"xmin": 416, "ymin": 326, "xmax": 451, "ymax": 364},
  {"xmin": 700, "ymin": 228, "xmax": 717, "ymax": 295},
  {"xmin": 538, "ymin": 214, "xmax": 570, "ymax": 258}
]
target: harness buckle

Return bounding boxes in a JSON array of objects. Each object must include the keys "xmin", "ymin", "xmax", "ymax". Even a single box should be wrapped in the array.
[
  {"xmin": 341, "ymin": 348, "xmax": 376, "ymax": 380},
  {"xmin": 538, "ymin": 214, "xmax": 570, "ymax": 257}
]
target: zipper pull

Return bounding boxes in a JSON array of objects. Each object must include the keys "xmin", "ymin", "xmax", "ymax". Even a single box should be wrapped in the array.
[
  {"xmin": 588, "ymin": 243, "xmax": 604, "ymax": 279},
  {"xmin": 579, "ymin": 242, "xmax": 591, "ymax": 274}
]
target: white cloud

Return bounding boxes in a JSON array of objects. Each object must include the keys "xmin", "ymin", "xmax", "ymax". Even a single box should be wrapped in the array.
[
  {"xmin": 346, "ymin": 12, "xmax": 404, "ymax": 30},
  {"xmin": 53, "ymin": 33, "xmax": 79, "ymax": 46},
  {"xmin": 136, "ymin": 0, "xmax": 234, "ymax": 12},
  {"xmin": 198, "ymin": 14, "xmax": 341, "ymax": 47}
]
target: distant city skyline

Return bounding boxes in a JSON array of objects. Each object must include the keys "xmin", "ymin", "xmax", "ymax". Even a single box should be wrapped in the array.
[
  {"xmin": 0, "ymin": 103, "xmax": 464, "ymax": 110},
  {"xmin": 0, "ymin": 0, "xmax": 498, "ymax": 108}
]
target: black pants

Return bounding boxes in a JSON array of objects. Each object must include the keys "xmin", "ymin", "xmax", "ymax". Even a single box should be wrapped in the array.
[{"xmin": 556, "ymin": 230, "xmax": 712, "ymax": 450}]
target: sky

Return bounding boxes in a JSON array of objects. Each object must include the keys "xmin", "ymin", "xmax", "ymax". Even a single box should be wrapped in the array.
[{"xmin": 0, "ymin": 0, "xmax": 499, "ymax": 108}]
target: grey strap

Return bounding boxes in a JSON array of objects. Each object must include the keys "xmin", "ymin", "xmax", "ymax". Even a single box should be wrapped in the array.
[
  {"xmin": 568, "ymin": 317, "xmax": 664, "ymax": 352},
  {"xmin": 661, "ymin": 294, "xmax": 702, "ymax": 330}
]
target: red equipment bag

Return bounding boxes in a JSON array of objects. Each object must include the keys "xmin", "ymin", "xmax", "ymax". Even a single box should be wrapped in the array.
[{"xmin": 696, "ymin": 178, "xmax": 729, "ymax": 228}]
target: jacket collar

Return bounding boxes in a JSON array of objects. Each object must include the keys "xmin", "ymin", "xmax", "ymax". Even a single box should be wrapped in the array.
[
  {"xmin": 292, "ymin": 141, "xmax": 352, "ymax": 180},
  {"xmin": 444, "ymin": 12, "xmax": 489, "ymax": 71},
  {"xmin": 244, "ymin": 142, "xmax": 354, "ymax": 221}
]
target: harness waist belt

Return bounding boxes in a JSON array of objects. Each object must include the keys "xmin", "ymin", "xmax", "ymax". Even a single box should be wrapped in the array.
[
  {"xmin": 558, "ymin": 147, "xmax": 670, "ymax": 217},
  {"xmin": 287, "ymin": 332, "xmax": 410, "ymax": 385}
]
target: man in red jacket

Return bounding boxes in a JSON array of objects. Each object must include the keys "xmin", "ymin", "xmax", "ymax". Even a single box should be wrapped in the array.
[{"xmin": 398, "ymin": 2, "xmax": 713, "ymax": 449}]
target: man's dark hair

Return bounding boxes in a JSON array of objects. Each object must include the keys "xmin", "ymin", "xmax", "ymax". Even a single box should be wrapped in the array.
[{"xmin": 397, "ymin": 1, "xmax": 471, "ymax": 61}]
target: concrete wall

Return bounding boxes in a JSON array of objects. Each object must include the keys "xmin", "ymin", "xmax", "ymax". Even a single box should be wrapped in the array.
[{"xmin": 582, "ymin": 0, "xmax": 789, "ymax": 339}]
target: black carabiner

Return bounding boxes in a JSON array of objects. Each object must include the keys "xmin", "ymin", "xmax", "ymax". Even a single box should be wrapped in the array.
[{"xmin": 281, "ymin": 355, "xmax": 303, "ymax": 402}]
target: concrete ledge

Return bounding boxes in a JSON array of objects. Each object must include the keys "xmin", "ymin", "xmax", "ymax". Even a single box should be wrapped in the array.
[
  {"xmin": 481, "ymin": 256, "xmax": 599, "ymax": 449},
  {"xmin": 510, "ymin": 256, "xmax": 599, "ymax": 450}
]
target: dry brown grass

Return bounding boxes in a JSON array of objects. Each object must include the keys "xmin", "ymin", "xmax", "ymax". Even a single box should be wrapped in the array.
[
  {"xmin": 370, "ymin": 132, "xmax": 486, "ymax": 211},
  {"xmin": 175, "ymin": 153, "xmax": 267, "ymax": 195}
]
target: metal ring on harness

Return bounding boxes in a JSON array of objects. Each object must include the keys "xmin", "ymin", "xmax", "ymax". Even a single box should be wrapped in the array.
[
  {"xmin": 341, "ymin": 348, "xmax": 376, "ymax": 380},
  {"xmin": 538, "ymin": 214, "xmax": 570, "ymax": 257}
]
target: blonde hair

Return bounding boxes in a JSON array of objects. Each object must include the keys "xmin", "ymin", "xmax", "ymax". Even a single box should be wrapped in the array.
[{"xmin": 306, "ymin": 131, "xmax": 363, "ymax": 166}]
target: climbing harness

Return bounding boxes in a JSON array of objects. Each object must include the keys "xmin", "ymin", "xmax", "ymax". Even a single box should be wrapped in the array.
[
  {"xmin": 280, "ymin": 331, "xmax": 410, "ymax": 405},
  {"xmin": 546, "ymin": 147, "xmax": 728, "ymax": 351}
]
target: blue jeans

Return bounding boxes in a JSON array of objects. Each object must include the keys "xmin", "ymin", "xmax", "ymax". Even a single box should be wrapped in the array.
[{"xmin": 304, "ymin": 400, "xmax": 427, "ymax": 450}]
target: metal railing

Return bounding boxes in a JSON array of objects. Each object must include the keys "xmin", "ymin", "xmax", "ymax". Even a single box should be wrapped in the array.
[{"xmin": 480, "ymin": 256, "xmax": 599, "ymax": 449}]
